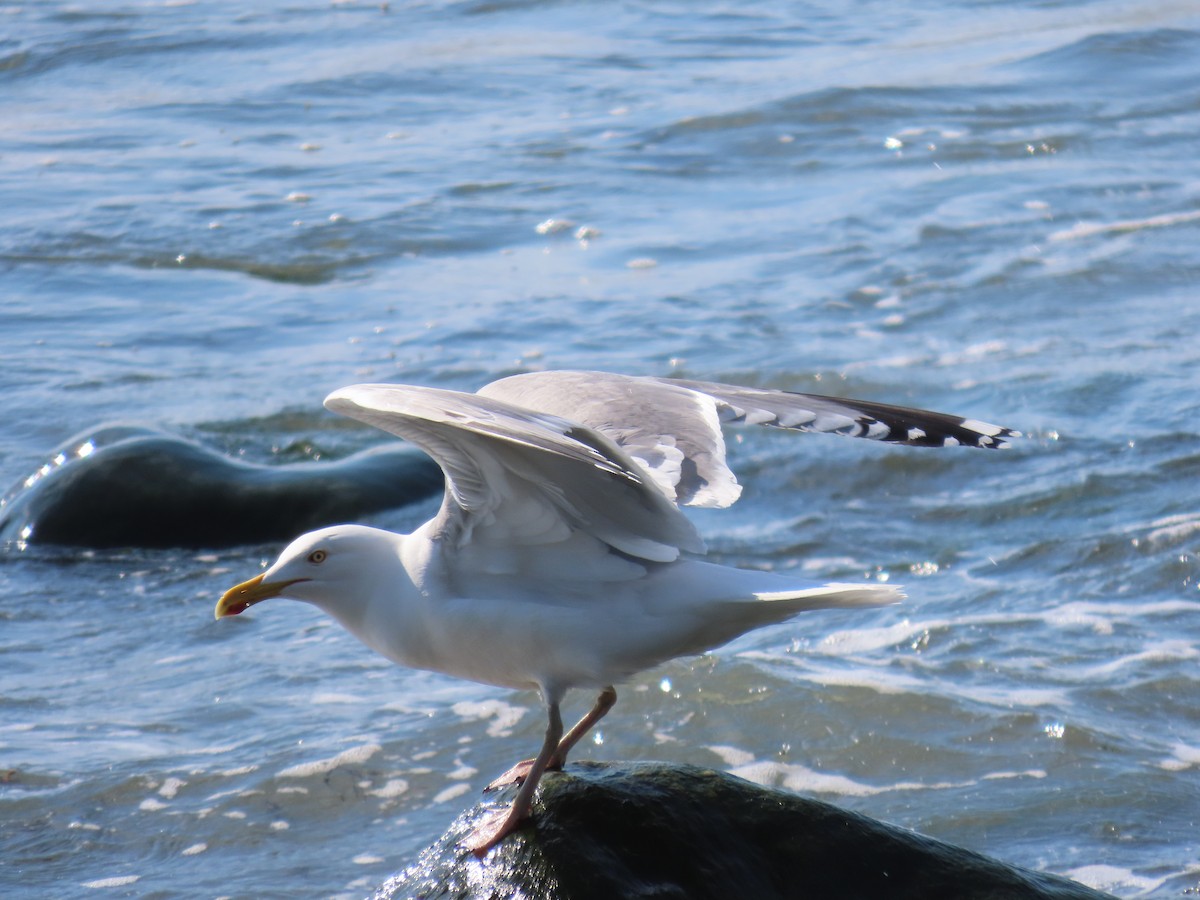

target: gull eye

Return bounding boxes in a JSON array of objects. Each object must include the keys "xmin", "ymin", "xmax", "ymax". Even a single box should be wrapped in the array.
[{"xmin": 307, "ymin": 549, "xmax": 327, "ymax": 564}]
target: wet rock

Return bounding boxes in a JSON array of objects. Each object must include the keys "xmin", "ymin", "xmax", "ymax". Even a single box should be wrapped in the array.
[
  {"xmin": 377, "ymin": 761, "xmax": 1114, "ymax": 900},
  {"xmin": 0, "ymin": 425, "xmax": 442, "ymax": 549}
]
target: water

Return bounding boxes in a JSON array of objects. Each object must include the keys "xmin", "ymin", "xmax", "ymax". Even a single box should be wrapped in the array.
[{"xmin": 3, "ymin": 0, "xmax": 1199, "ymax": 896}]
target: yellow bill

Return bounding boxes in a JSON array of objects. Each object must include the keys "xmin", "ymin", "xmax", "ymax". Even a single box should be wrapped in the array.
[{"xmin": 214, "ymin": 573, "xmax": 305, "ymax": 620}]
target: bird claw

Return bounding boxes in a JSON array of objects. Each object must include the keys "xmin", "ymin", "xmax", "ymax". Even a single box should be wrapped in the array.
[
  {"xmin": 462, "ymin": 806, "xmax": 526, "ymax": 857},
  {"xmin": 484, "ymin": 759, "xmax": 536, "ymax": 791},
  {"xmin": 485, "ymin": 756, "xmax": 566, "ymax": 792}
]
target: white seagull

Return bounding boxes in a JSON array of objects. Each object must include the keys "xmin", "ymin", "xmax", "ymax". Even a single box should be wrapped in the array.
[{"xmin": 215, "ymin": 371, "xmax": 1015, "ymax": 855}]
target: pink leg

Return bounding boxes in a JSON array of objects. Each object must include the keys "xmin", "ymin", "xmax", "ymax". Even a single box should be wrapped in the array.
[
  {"xmin": 464, "ymin": 699, "xmax": 563, "ymax": 857},
  {"xmin": 485, "ymin": 686, "xmax": 617, "ymax": 791},
  {"xmin": 552, "ymin": 684, "xmax": 617, "ymax": 765}
]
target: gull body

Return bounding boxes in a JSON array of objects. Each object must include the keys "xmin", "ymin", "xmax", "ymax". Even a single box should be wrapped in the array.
[
  {"xmin": 216, "ymin": 371, "xmax": 1016, "ymax": 855},
  {"xmin": 231, "ymin": 522, "xmax": 892, "ymax": 695}
]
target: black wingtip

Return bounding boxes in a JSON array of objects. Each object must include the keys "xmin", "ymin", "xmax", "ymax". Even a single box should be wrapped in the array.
[
  {"xmin": 787, "ymin": 392, "xmax": 1020, "ymax": 450},
  {"xmin": 844, "ymin": 408, "xmax": 1022, "ymax": 451}
]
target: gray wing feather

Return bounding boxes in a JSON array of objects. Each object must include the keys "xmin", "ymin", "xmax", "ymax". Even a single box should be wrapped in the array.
[
  {"xmin": 327, "ymin": 374, "xmax": 1015, "ymax": 563},
  {"xmin": 481, "ymin": 371, "xmax": 1018, "ymax": 513},
  {"xmin": 658, "ymin": 378, "xmax": 1019, "ymax": 449},
  {"xmin": 479, "ymin": 371, "xmax": 739, "ymax": 508},
  {"xmin": 325, "ymin": 383, "xmax": 704, "ymax": 562}
]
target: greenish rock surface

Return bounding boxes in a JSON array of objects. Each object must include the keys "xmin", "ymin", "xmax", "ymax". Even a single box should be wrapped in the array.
[{"xmin": 376, "ymin": 761, "xmax": 1114, "ymax": 900}]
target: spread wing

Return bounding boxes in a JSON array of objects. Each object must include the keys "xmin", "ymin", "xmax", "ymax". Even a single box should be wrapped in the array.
[
  {"xmin": 327, "ymin": 373, "xmax": 1016, "ymax": 578},
  {"xmin": 479, "ymin": 371, "xmax": 1017, "ymax": 510},
  {"xmin": 478, "ymin": 372, "xmax": 741, "ymax": 508},
  {"xmin": 324, "ymin": 384, "xmax": 704, "ymax": 572}
]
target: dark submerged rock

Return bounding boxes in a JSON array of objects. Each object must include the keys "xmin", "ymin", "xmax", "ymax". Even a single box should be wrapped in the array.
[
  {"xmin": 378, "ymin": 761, "xmax": 1114, "ymax": 900},
  {"xmin": 0, "ymin": 425, "xmax": 443, "ymax": 549}
]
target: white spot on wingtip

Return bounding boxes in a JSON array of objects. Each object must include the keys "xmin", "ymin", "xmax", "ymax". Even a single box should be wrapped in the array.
[{"xmin": 960, "ymin": 418, "xmax": 1005, "ymax": 437}]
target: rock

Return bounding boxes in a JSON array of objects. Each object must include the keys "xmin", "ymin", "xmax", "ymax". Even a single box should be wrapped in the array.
[
  {"xmin": 376, "ymin": 761, "xmax": 1114, "ymax": 900},
  {"xmin": 0, "ymin": 425, "xmax": 443, "ymax": 549}
]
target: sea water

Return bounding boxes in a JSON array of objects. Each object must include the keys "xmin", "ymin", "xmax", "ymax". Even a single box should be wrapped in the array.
[{"xmin": 2, "ymin": 1, "xmax": 1199, "ymax": 896}]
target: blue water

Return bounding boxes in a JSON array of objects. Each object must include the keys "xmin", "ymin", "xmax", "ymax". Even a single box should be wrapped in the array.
[{"xmin": 3, "ymin": 1, "xmax": 1200, "ymax": 896}]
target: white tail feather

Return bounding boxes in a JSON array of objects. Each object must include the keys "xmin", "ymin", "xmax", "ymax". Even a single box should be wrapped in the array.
[{"xmin": 754, "ymin": 582, "xmax": 904, "ymax": 611}]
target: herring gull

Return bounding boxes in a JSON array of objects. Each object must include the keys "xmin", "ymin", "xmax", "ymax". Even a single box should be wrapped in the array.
[{"xmin": 215, "ymin": 371, "xmax": 1016, "ymax": 855}]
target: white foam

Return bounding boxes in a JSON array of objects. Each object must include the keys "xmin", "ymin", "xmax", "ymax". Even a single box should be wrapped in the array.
[
  {"xmin": 730, "ymin": 760, "xmax": 971, "ymax": 798},
  {"xmin": 953, "ymin": 683, "xmax": 1068, "ymax": 709},
  {"xmin": 1063, "ymin": 864, "xmax": 1166, "ymax": 895},
  {"xmin": 748, "ymin": 651, "xmax": 1070, "ymax": 708},
  {"xmin": 1042, "ymin": 599, "xmax": 1200, "ymax": 636},
  {"xmin": 82, "ymin": 876, "xmax": 140, "ymax": 889},
  {"xmin": 186, "ymin": 743, "xmax": 242, "ymax": 757},
  {"xmin": 431, "ymin": 782, "xmax": 470, "ymax": 804},
  {"xmin": 451, "ymin": 698, "xmax": 527, "ymax": 737},
  {"xmin": 1141, "ymin": 511, "xmax": 1200, "ymax": 546},
  {"xmin": 217, "ymin": 765, "xmax": 258, "ymax": 777},
  {"xmin": 935, "ymin": 340, "xmax": 1008, "ymax": 366},
  {"xmin": 790, "ymin": 666, "xmax": 927, "ymax": 697},
  {"xmin": 982, "ymin": 769, "xmax": 1046, "ymax": 781},
  {"xmin": 447, "ymin": 761, "xmax": 478, "ymax": 780},
  {"xmin": 707, "ymin": 744, "xmax": 755, "ymax": 767},
  {"xmin": 1049, "ymin": 208, "xmax": 1200, "ymax": 242},
  {"xmin": 181, "ymin": 843, "xmax": 207, "ymax": 856},
  {"xmin": 816, "ymin": 602, "xmax": 1200, "ymax": 665},
  {"xmin": 158, "ymin": 776, "xmax": 185, "ymax": 799},
  {"xmin": 1073, "ymin": 598, "xmax": 1200, "ymax": 617},
  {"xmin": 368, "ymin": 778, "xmax": 410, "ymax": 799},
  {"xmin": 1074, "ymin": 640, "xmax": 1199, "ymax": 679},
  {"xmin": 1159, "ymin": 742, "xmax": 1200, "ymax": 772},
  {"xmin": 277, "ymin": 743, "xmax": 381, "ymax": 779},
  {"xmin": 817, "ymin": 618, "xmax": 941, "ymax": 655}
]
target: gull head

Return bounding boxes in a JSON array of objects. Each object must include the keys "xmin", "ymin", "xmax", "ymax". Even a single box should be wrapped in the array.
[{"xmin": 215, "ymin": 524, "xmax": 402, "ymax": 620}]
